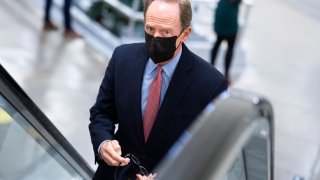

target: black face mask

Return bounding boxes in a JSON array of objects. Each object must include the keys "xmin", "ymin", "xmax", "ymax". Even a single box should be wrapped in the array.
[{"xmin": 145, "ymin": 31, "xmax": 182, "ymax": 64}]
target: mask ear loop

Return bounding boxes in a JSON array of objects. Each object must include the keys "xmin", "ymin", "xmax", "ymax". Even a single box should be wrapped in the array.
[{"xmin": 175, "ymin": 29, "xmax": 185, "ymax": 49}]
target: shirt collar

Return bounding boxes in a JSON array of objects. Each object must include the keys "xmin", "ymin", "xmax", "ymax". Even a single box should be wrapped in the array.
[{"xmin": 145, "ymin": 49, "xmax": 183, "ymax": 76}]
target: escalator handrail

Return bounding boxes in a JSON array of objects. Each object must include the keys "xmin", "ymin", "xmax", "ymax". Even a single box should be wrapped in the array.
[
  {"xmin": 0, "ymin": 64, "xmax": 94, "ymax": 179},
  {"xmin": 155, "ymin": 89, "xmax": 274, "ymax": 180}
]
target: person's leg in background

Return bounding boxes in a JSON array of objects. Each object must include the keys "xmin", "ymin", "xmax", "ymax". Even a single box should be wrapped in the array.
[
  {"xmin": 211, "ymin": 35, "xmax": 224, "ymax": 66},
  {"xmin": 44, "ymin": 0, "xmax": 58, "ymax": 30},
  {"xmin": 224, "ymin": 34, "xmax": 237, "ymax": 84},
  {"xmin": 63, "ymin": 0, "xmax": 81, "ymax": 37},
  {"xmin": 64, "ymin": 0, "xmax": 71, "ymax": 30}
]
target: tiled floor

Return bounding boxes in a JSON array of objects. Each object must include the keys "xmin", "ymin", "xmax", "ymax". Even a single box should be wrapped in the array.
[{"xmin": 0, "ymin": 0, "xmax": 320, "ymax": 179}]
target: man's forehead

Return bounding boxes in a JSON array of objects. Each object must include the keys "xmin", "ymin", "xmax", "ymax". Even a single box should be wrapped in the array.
[
  {"xmin": 157, "ymin": 1, "xmax": 170, "ymax": 10},
  {"xmin": 146, "ymin": 1, "xmax": 180, "ymax": 23},
  {"xmin": 145, "ymin": 15, "xmax": 176, "ymax": 25},
  {"xmin": 146, "ymin": 0, "xmax": 179, "ymax": 14}
]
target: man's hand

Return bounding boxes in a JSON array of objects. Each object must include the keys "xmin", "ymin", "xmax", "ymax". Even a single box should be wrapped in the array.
[
  {"xmin": 136, "ymin": 173, "xmax": 157, "ymax": 180},
  {"xmin": 99, "ymin": 140, "xmax": 130, "ymax": 166}
]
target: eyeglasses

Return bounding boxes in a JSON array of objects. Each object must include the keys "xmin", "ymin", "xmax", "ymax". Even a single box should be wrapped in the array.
[{"xmin": 114, "ymin": 153, "xmax": 149, "ymax": 180}]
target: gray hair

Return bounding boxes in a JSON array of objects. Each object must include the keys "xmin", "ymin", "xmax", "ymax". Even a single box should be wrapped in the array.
[{"xmin": 143, "ymin": 0, "xmax": 192, "ymax": 31}]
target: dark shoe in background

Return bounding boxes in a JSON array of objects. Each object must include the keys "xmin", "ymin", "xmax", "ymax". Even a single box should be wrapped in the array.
[
  {"xmin": 43, "ymin": 21, "xmax": 58, "ymax": 31},
  {"xmin": 64, "ymin": 29, "xmax": 82, "ymax": 38}
]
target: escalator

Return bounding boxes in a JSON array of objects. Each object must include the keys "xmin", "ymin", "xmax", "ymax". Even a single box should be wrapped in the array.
[
  {"xmin": 0, "ymin": 62, "xmax": 274, "ymax": 179},
  {"xmin": 155, "ymin": 90, "xmax": 274, "ymax": 180},
  {"xmin": 0, "ymin": 64, "xmax": 94, "ymax": 179}
]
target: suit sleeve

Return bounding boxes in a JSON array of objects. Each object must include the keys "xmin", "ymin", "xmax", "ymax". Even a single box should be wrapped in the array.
[
  {"xmin": 89, "ymin": 47, "xmax": 119, "ymax": 162},
  {"xmin": 206, "ymin": 77, "xmax": 228, "ymax": 105}
]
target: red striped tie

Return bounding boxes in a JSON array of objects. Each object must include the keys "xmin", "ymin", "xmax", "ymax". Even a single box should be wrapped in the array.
[{"xmin": 143, "ymin": 66, "xmax": 163, "ymax": 142}]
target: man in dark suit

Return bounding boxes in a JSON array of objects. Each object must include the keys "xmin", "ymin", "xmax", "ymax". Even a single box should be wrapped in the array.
[{"xmin": 89, "ymin": 0, "xmax": 228, "ymax": 179}]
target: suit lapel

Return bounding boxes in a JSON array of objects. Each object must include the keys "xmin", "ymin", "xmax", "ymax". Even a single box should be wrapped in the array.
[
  {"xmin": 130, "ymin": 49, "xmax": 149, "ymax": 145},
  {"xmin": 146, "ymin": 44, "xmax": 193, "ymax": 143}
]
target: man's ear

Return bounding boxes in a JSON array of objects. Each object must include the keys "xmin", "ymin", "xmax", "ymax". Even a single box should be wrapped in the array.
[{"xmin": 181, "ymin": 27, "xmax": 192, "ymax": 42}]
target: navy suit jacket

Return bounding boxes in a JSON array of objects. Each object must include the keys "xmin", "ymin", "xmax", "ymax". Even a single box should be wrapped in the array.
[{"xmin": 89, "ymin": 43, "xmax": 227, "ymax": 179}]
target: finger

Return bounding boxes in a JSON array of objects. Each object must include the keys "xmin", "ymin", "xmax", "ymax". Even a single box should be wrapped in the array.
[
  {"xmin": 136, "ymin": 174, "xmax": 144, "ymax": 180},
  {"xmin": 119, "ymin": 157, "xmax": 130, "ymax": 166},
  {"xmin": 111, "ymin": 140, "xmax": 122, "ymax": 156},
  {"xmin": 103, "ymin": 156, "xmax": 119, "ymax": 166},
  {"xmin": 105, "ymin": 142, "xmax": 128, "ymax": 164},
  {"xmin": 101, "ymin": 151, "xmax": 119, "ymax": 166},
  {"xmin": 102, "ymin": 146, "xmax": 120, "ymax": 165},
  {"xmin": 101, "ymin": 141, "xmax": 123, "ymax": 166},
  {"xmin": 136, "ymin": 173, "xmax": 156, "ymax": 180},
  {"xmin": 110, "ymin": 140, "xmax": 130, "ymax": 165},
  {"xmin": 150, "ymin": 173, "xmax": 157, "ymax": 178}
]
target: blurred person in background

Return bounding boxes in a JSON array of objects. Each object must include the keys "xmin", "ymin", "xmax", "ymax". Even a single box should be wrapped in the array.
[
  {"xmin": 211, "ymin": 0, "xmax": 241, "ymax": 85},
  {"xmin": 43, "ymin": 0, "xmax": 81, "ymax": 38},
  {"xmin": 88, "ymin": 0, "xmax": 227, "ymax": 179}
]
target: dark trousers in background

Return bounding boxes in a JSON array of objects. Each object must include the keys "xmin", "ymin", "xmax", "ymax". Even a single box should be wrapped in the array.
[
  {"xmin": 211, "ymin": 34, "xmax": 237, "ymax": 79},
  {"xmin": 44, "ymin": 0, "xmax": 72, "ymax": 30}
]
